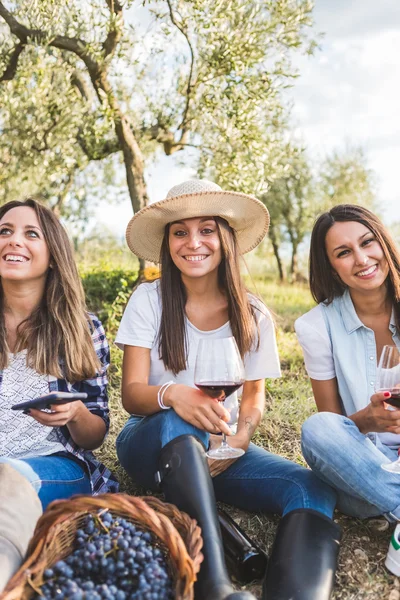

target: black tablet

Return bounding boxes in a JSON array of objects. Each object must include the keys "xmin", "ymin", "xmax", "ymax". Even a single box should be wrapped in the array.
[{"xmin": 11, "ymin": 392, "xmax": 88, "ymax": 411}]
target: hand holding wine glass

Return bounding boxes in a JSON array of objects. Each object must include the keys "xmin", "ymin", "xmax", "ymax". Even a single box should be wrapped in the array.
[
  {"xmin": 194, "ymin": 337, "xmax": 245, "ymax": 460},
  {"xmin": 376, "ymin": 345, "xmax": 400, "ymax": 473}
]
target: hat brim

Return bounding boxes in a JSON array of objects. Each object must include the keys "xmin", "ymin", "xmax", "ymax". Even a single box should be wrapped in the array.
[{"xmin": 126, "ymin": 190, "xmax": 270, "ymax": 263}]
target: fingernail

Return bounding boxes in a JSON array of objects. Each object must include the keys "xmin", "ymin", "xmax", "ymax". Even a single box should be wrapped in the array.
[{"xmin": 384, "ymin": 392, "xmax": 391, "ymax": 398}]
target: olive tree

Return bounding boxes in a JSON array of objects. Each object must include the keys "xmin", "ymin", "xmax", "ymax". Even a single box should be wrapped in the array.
[{"xmin": 0, "ymin": 0, "xmax": 317, "ymax": 220}]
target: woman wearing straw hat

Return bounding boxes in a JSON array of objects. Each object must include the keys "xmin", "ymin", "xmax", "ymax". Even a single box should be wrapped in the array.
[{"xmin": 115, "ymin": 180, "xmax": 341, "ymax": 600}]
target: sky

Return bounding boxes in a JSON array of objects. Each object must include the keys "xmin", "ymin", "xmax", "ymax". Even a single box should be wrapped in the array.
[
  {"xmin": 291, "ymin": 0, "xmax": 400, "ymax": 223},
  {"xmin": 97, "ymin": 0, "xmax": 400, "ymax": 237}
]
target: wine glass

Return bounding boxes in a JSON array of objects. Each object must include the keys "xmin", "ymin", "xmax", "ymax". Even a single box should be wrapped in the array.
[
  {"xmin": 194, "ymin": 337, "xmax": 245, "ymax": 460},
  {"xmin": 377, "ymin": 345, "xmax": 400, "ymax": 473}
]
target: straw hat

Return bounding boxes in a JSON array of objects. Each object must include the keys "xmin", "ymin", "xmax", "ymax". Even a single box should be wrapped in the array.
[{"xmin": 126, "ymin": 180, "xmax": 269, "ymax": 263}]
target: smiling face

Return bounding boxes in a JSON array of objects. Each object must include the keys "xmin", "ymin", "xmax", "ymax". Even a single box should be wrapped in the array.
[
  {"xmin": 325, "ymin": 220, "xmax": 389, "ymax": 294},
  {"xmin": 168, "ymin": 216, "xmax": 222, "ymax": 280},
  {"xmin": 0, "ymin": 206, "xmax": 51, "ymax": 285}
]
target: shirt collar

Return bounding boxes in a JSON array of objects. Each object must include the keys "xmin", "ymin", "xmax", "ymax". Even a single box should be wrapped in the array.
[
  {"xmin": 339, "ymin": 289, "xmax": 363, "ymax": 333},
  {"xmin": 339, "ymin": 288, "xmax": 397, "ymax": 334}
]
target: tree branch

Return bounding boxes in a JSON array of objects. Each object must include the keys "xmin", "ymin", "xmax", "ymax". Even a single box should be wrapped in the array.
[
  {"xmin": 0, "ymin": 41, "xmax": 25, "ymax": 82},
  {"xmin": 71, "ymin": 70, "xmax": 93, "ymax": 103},
  {"xmin": 0, "ymin": 2, "xmax": 100, "ymax": 75},
  {"xmin": 0, "ymin": 3, "xmax": 29, "ymax": 41},
  {"xmin": 31, "ymin": 117, "xmax": 58, "ymax": 153},
  {"xmin": 77, "ymin": 131, "xmax": 120, "ymax": 160},
  {"xmin": 51, "ymin": 171, "xmax": 75, "ymax": 217},
  {"xmin": 165, "ymin": 0, "xmax": 195, "ymax": 140},
  {"xmin": 103, "ymin": 0, "xmax": 123, "ymax": 59}
]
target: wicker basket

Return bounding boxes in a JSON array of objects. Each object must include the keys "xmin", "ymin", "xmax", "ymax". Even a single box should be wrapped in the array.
[{"xmin": 1, "ymin": 493, "xmax": 203, "ymax": 600}]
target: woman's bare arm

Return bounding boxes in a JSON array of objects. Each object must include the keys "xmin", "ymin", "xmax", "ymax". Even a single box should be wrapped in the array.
[
  {"xmin": 121, "ymin": 345, "xmax": 232, "ymax": 434},
  {"xmin": 310, "ymin": 377, "xmax": 400, "ymax": 434},
  {"xmin": 234, "ymin": 379, "xmax": 265, "ymax": 448},
  {"xmin": 121, "ymin": 346, "xmax": 161, "ymax": 415},
  {"xmin": 310, "ymin": 378, "xmax": 343, "ymax": 414}
]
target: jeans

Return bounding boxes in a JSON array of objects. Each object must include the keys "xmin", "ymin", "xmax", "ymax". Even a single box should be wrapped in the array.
[
  {"xmin": 116, "ymin": 411, "xmax": 337, "ymax": 518},
  {"xmin": 301, "ymin": 412, "xmax": 400, "ymax": 522},
  {"xmin": 0, "ymin": 454, "xmax": 91, "ymax": 510}
]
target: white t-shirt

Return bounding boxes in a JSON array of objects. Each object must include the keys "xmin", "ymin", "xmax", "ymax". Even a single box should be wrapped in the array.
[{"xmin": 116, "ymin": 281, "xmax": 281, "ymax": 422}]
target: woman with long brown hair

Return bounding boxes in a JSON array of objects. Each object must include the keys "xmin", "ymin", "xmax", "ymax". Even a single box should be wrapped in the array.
[
  {"xmin": 296, "ymin": 204, "xmax": 400, "ymax": 577},
  {"xmin": 116, "ymin": 180, "xmax": 340, "ymax": 600},
  {"xmin": 0, "ymin": 199, "xmax": 117, "ymax": 591}
]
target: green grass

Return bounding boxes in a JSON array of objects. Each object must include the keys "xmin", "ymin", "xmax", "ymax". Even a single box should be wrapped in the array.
[{"xmin": 96, "ymin": 279, "xmax": 396, "ymax": 600}]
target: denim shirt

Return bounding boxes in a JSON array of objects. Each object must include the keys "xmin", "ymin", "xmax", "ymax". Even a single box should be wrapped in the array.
[{"xmin": 296, "ymin": 289, "xmax": 400, "ymax": 446}]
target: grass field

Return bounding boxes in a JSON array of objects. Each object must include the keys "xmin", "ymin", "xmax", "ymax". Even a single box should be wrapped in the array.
[{"xmin": 96, "ymin": 279, "xmax": 399, "ymax": 600}]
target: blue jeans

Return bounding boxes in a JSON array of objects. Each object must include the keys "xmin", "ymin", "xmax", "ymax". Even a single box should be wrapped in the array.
[
  {"xmin": 116, "ymin": 411, "xmax": 337, "ymax": 518},
  {"xmin": 302, "ymin": 412, "xmax": 400, "ymax": 522},
  {"xmin": 0, "ymin": 454, "xmax": 91, "ymax": 510}
]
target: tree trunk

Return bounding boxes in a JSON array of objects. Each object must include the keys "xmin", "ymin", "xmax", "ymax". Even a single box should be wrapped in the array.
[
  {"xmin": 96, "ymin": 74, "xmax": 153, "ymax": 278},
  {"xmin": 271, "ymin": 240, "xmax": 285, "ymax": 282},
  {"xmin": 290, "ymin": 244, "xmax": 299, "ymax": 282},
  {"xmin": 0, "ymin": 2, "xmax": 154, "ymax": 278},
  {"xmin": 95, "ymin": 73, "xmax": 149, "ymax": 215}
]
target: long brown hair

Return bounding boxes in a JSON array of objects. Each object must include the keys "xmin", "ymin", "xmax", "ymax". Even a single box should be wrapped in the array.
[
  {"xmin": 0, "ymin": 199, "xmax": 100, "ymax": 380},
  {"xmin": 309, "ymin": 204, "xmax": 400, "ymax": 330},
  {"xmin": 158, "ymin": 216, "xmax": 260, "ymax": 375}
]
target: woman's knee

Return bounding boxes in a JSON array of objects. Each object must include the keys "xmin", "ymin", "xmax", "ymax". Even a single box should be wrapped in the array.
[
  {"xmin": 160, "ymin": 410, "xmax": 209, "ymax": 448},
  {"xmin": 270, "ymin": 461, "xmax": 337, "ymax": 518},
  {"xmin": 0, "ymin": 458, "xmax": 39, "ymax": 490},
  {"xmin": 116, "ymin": 426, "xmax": 138, "ymax": 467},
  {"xmin": 301, "ymin": 412, "xmax": 346, "ymax": 459}
]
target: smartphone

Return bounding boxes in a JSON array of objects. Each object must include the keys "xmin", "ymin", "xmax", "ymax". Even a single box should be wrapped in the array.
[{"xmin": 11, "ymin": 392, "xmax": 88, "ymax": 412}]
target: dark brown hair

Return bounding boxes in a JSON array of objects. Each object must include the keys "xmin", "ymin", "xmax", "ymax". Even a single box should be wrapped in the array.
[
  {"xmin": 0, "ymin": 199, "xmax": 100, "ymax": 380},
  {"xmin": 158, "ymin": 217, "xmax": 259, "ymax": 375},
  {"xmin": 309, "ymin": 204, "xmax": 400, "ymax": 329}
]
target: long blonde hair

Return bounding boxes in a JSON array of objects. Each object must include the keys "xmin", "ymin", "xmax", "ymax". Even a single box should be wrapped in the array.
[{"xmin": 0, "ymin": 199, "xmax": 100, "ymax": 381}]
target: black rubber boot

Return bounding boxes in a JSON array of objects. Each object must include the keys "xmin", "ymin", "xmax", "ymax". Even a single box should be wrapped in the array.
[
  {"xmin": 157, "ymin": 434, "xmax": 256, "ymax": 600},
  {"xmin": 262, "ymin": 509, "xmax": 341, "ymax": 600}
]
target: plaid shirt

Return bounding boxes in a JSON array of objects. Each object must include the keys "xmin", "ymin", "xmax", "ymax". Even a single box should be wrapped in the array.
[{"xmin": 1, "ymin": 314, "xmax": 119, "ymax": 494}]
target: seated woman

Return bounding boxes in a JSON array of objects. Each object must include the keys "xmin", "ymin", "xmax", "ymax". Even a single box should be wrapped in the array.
[
  {"xmin": 0, "ymin": 199, "xmax": 118, "ymax": 591},
  {"xmin": 116, "ymin": 179, "xmax": 340, "ymax": 600},
  {"xmin": 295, "ymin": 204, "xmax": 400, "ymax": 576}
]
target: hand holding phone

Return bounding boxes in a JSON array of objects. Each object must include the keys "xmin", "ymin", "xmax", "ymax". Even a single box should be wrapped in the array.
[{"xmin": 11, "ymin": 392, "xmax": 88, "ymax": 412}]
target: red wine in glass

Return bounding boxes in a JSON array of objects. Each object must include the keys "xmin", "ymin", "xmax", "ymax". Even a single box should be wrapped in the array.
[
  {"xmin": 196, "ymin": 381, "xmax": 244, "ymax": 400},
  {"xmin": 194, "ymin": 337, "xmax": 246, "ymax": 460},
  {"xmin": 377, "ymin": 345, "xmax": 400, "ymax": 473}
]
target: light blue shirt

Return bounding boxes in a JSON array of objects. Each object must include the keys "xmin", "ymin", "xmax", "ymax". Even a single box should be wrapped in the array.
[{"xmin": 295, "ymin": 289, "xmax": 400, "ymax": 446}]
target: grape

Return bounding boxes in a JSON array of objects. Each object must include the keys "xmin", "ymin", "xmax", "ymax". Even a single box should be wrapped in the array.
[{"xmin": 32, "ymin": 510, "xmax": 174, "ymax": 599}]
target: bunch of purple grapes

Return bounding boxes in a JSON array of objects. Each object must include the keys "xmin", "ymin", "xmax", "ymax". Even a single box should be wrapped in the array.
[{"xmin": 33, "ymin": 511, "xmax": 174, "ymax": 600}]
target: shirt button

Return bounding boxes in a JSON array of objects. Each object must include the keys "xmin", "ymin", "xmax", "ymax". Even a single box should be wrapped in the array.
[
  {"xmin": 369, "ymin": 356, "xmax": 374, "ymax": 360},
  {"xmin": 370, "ymin": 382, "xmax": 374, "ymax": 386}
]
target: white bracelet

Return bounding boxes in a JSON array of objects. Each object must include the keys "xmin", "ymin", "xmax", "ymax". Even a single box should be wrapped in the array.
[{"xmin": 157, "ymin": 381, "xmax": 174, "ymax": 410}]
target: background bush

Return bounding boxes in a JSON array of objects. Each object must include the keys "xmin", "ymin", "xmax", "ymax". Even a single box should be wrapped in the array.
[{"xmin": 81, "ymin": 266, "xmax": 138, "ymax": 333}]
